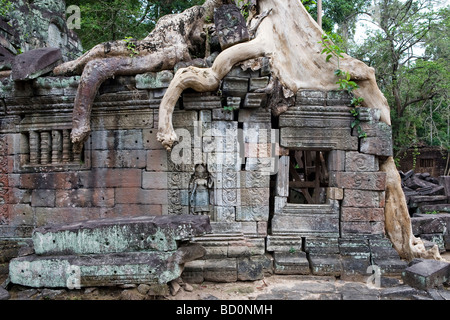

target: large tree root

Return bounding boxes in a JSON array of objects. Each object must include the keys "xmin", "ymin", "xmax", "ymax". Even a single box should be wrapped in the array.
[
  {"xmin": 53, "ymin": 1, "xmax": 224, "ymax": 152},
  {"xmin": 157, "ymin": 0, "xmax": 442, "ymax": 261},
  {"xmin": 157, "ymin": 38, "xmax": 266, "ymax": 150}
]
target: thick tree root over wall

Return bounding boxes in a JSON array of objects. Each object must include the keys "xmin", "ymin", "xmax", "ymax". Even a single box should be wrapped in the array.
[{"xmin": 54, "ymin": 0, "xmax": 441, "ymax": 261}]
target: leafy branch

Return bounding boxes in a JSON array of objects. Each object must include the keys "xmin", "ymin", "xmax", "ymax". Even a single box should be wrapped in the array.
[
  {"xmin": 319, "ymin": 32, "xmax": 367, "ymax": 138},
  {"xmin": 123, "ymin": 36, "xmax": 139, "ymax": 58}
]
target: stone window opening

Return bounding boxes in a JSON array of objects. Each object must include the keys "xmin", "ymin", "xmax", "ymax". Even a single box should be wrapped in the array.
[
  {"xmin": 288, "ymin": 150, "xmax": 329, "ymax": 204},
  {"xmin": 419, "ymin": 158, "xmax": 434, "ymax": 168}
]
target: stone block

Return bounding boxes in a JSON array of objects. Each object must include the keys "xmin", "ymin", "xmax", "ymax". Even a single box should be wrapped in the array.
[
  {"xmin": 296, "ymin": 90, "xmax": 326, "ymax": 106},
  {"xmin": 276, "ymin": 155, "xmax": 289, "ymax": 197},
  {"xmin": 135, "ymin": 70, "xmax": 173, "ymax": 89},
  {"xmin": 360, "ymin": 137, "xmax": 393, "ymax": 157},
  {"xmin": 271, "ymin": 213, "xmax": 340, "ymax": 237},
  {"xmin": 249, "ymin": 77, "xmax": 269, "ymax": 92},
  {"xmin": 9, "ymin": 251, "xmax": 184, "ymax": 288},
  {"xmin": 345, "ymin": 151, "xmax": 379, "ymax": 172},
  {"xmin": 402, "ymin": 259, "xmax": 450, "ymax": 290},
  {"xmin": 214, "ymin": 206, "xmax": 236, "ymax": 222},
  {"xmin": 304, "ymin": 237, "xmax": 339, "ymax": 254},
  {"xmin": 238, "ymin": 108, "xmax": 271, "ymax": 123},
  {"xmin": 280, "ymin": 127, "xmax": 358, "ymax": 151},
  {"xmin": 214, "ymin": 4, "xmax": 249, "ymax": 50},
  {"xmin": 222, "ymin": 77, "xmax": 249, "ymax": 98},
  {"xmin": 357, "ymin": 121, "xmax": 392, "ymax": 138},
  {"xmin": 327, "ymin": 187, "xmax": 344, "ymax": 200},
  {"xmin": 411, "ymin": 216, "xmax": 446, "ymax": 236},
  {"xmin": 339, "ymin": 238, "xmax": 370, "ymax": 256},
  {"xmin": 419, "ymin": 234, "xmax": 446, "ymax": 253},
  {"xmin": 274, "ymin": 196, "xmax": 287, "ymax": 214},
  {"xmin": 12, "ymin": 48, "xmax": 62, "ymax": 81},
  {"xmin": 309, "ymin": 254, "xmax": 342, "ymax": 276},
  {"xmin": 79, "ymin": 169, "xmax": 142, "ymax": 188},
  {"xmin": 326, "ymin": 90, "xmax": 352, "ymax": 106},
  {"xmin": 329, "ymin": 171, "xmax": 386, "ymax": 191},
  {"xmin": 273, "ymin": 251, "xmax": 310, "ymax": 275},
  {"xmin": 240, "ymin": 171, "xmax": 270, "ymax": 188},
  {"xmin": 203, "ymin": 258, "xmax": 238, "ymax": 282},
  {"xmin": 146, "ymin": 149, "xmax": 168, "ymax": 171},
  {"xmin": 342, "ymin": 189, "xmax": 385, "ymax": 208},
  {"xmin": 266, "ymin": 235, "xmax": 302, "ymax": 252},
  {"xmin": 31, "ymin": 189, "xmax": 55, "ymax": 207},
  {"xmin": 56, "ymin": 188, "xmax": 115, "ymax": 208},
  {"xmin": 236, "ymin": 205, "xmax": 269, "ymax": 222},
  {"xmin": 142, "ymin": 172, "xmax": 168, "ymax": 189},
  {"xmin": 226, "ymin": 97, "xmax": 241, "ymax": 110},
  {"xmin": 373, "ymin": 258, "xmax": 408, "ymax": 276},
  {"xmin": 92, "ymin": 150, "xmax": 147, "ymax": 168},
  {"xmin": 172, "ymin": 110, "xmax": 198, "ymax": 128},
  {"xmin": 32, "ymin": 214, "xmax": 211, "ymax": 256},
  {"xmin": 326, "ymin": 150, "xmax": 346, "ymax": 172},
  {"xmin": 143, "ymin": 129, "xmax": 165, "ymax": 150},
  {"xmin": 212, "ymin": 108, "xmax": 234, "ymax": 121},
  {"xmin": 182, "ymin": 260, "xmax": 205, "ymax": 284},
  {"xmin": 341, "ymin": 207, "xmax": 385, "ymax": 222},
  {"xmin": 341, "ymin": 221, "xmax": 385, "ymax": 236},
  {"xmin": 357, "ymin": 108, "xmax": 381, "ymax": 122},
  {"xmin": 243, "ymin": 93, "xmax": 268, "ymax": 108},
  {"xmin": 237, "ymin": 256, "xmax": 269, "ymax": 281},
  {"xmin": 115, "ymin": 188, "xmax": 168, "ymax": 205}
]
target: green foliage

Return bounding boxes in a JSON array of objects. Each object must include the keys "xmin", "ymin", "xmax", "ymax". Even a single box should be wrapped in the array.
[
  {"xmin": 319, "ymin": 33, "xmax": 345, "ymax": 67},
  {"xmin": 352, "ymin": 1, "xmax": 449, "ymax": 160},
  {"xmin": 0, "ymin": 0, "xmax": 12, "ymax": 17},
  {"xmin": 123, "ymin": 36, "xmax": 139, "ymax": 57},
  {"xmin": 236, "ymin": 0, "xmax": 250, "ymax": 20}
]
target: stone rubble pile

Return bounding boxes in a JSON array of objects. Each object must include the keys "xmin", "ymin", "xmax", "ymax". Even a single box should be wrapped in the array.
[
  {"xmin": 8, "ymin": 215, "xmax": 211, "ymax": 289},
  {"xmin": 399, "ymin": 171, "xmax": 450, "ymax": 253}
]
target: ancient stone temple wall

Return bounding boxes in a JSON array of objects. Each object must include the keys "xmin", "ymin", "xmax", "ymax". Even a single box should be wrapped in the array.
[{"xmin": 0, "ymin": 58, "xmax": 407, "ymax": 281}]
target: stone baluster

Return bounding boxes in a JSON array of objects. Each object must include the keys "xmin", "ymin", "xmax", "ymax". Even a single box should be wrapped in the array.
[
  {"xmin": 52, "ymin": 130, "xmax": 62, "ymax": 164},
  {"xmin": 62, "ymin": 130, "xmax": 72, "ymax": 163},
  {"xmin": 29, "ymin": 131, "xmax": 40, "ymax": 165}
]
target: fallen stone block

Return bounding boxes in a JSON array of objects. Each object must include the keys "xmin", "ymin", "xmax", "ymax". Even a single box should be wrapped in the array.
[
  {"xmin": 33, "ymin": 214, "xmax": 211, "ymax": 256},
  {"xmin": 402, "ymin": 259, "xmax": 450, "ymax": 290},
  {"xmin": 9, "ymin": 251, "xmax": 185, "ymax": 288},
  {"xmin": 12, "ymin": 48, "xmax": 62, "ymax": 81},
  {"xmin": 411, "ymin": 216, "xmax": 446, "ymax": 235},
  {"xmin": 214, "ymin": 4, "xmax": 249, "ymax": 50}
]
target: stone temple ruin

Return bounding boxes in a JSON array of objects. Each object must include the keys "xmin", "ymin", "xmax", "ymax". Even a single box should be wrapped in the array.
[{"xmin": 0, "ymin": 0, "xmax": 449, "ymax": 296}]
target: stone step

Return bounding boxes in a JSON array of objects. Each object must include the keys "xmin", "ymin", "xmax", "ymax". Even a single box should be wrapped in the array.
[
  {"xmin": 402, "ymin": 259, "xmax": 450, "ymax": 290},
  {"xmin": 32, "ymin": 215, "xmax": 211, "ymax": 256}
]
